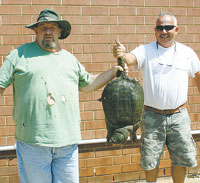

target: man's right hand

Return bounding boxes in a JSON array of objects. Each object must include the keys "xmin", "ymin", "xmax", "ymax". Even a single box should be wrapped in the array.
[{"xmin": 113, "ymin": 40, "xmax": 126, "ymax": 58}]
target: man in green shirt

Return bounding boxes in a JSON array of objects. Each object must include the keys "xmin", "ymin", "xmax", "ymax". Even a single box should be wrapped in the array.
[{"xmin": 0, "ymin": 9, "xmax": 123, "ymax": 183}]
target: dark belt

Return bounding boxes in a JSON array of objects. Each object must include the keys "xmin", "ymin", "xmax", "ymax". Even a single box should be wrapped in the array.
[{"xmin": 144, "ymin": 103, "xmax": 187, "ymax": 115}]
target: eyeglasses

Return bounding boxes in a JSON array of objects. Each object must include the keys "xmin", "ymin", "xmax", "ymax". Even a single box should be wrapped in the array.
[{"xmin": 156, "ymin": 25, "xmax": 176, "ymax": 31}]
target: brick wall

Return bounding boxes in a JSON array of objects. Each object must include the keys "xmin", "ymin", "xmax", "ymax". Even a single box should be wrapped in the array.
[{"xmin": 0, "ymin": 0, "xmax": 200, "ymax": 182}]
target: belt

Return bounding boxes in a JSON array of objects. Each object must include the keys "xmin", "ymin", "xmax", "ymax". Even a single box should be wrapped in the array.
[{"xmin": 144, "ymin": 103, "xmax": 187, "ymax": 115}]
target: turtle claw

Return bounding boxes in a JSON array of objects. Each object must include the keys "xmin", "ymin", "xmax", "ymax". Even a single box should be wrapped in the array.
[{"xmin": 109, "ymin": 132, "xmax": 127, "ymax": 144}]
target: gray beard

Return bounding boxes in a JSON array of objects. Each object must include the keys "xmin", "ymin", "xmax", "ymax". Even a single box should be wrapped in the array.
[{"xmin": 42, "ymin": 40, "xmax": 57, "ymax": 50}]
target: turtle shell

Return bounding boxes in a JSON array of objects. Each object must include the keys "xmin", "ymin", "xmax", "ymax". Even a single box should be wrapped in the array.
[
  {"xmin": 101, "ymin": 76, "xmax": 144, "ymax": 128},
  {"xmin": 99, "ymin": 73, "xmax": 144, "ymax": 144}
]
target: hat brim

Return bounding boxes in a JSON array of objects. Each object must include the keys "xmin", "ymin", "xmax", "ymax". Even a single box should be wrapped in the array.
[{"xmin": 26, "ymin": 20, "xmax": 71, "ymax": 39}]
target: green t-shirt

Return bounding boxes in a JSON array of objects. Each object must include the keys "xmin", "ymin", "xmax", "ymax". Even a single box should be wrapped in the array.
[{"xmin": 0, "ymin": 42, "xmax": 92, "ymax": 147}]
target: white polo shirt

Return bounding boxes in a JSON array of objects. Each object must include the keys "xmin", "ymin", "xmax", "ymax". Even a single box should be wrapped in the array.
[{"xmin": 131, "ymin": 41, "xmax": 200, "ymax": 110}]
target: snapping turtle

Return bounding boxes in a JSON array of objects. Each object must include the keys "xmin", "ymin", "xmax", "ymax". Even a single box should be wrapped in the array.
[{"xmin": 99, "ymin": 58, "xmax": 144, "ymax": 144}]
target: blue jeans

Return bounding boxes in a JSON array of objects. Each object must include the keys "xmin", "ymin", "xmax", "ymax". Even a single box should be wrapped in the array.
[{"xmin": 16, "ymin": 141, "xmax": 79, "ymax": 183}]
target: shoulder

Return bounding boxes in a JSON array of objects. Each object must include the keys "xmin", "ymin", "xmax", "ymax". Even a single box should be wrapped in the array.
[{"xmin": 176, "ymin": 42, "xmax": 195, "ymax": 53}]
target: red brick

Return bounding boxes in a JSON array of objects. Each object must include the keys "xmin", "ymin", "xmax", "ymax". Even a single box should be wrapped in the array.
[
  {"xmin": 2, "ymin": 0, "xmax": 31, "ymax": 4},
  {"xmin": 170, "ymin": 0, "xmax": 193, "ymax": 7},
  {"xmin": 79, "ymin": 167, "xmax": 94, "ymax": 177},
  {"xmin": 91, "ymin": 0, "xmax": 118, "ymax": 5},
  {"xmin": 110, "ymin": 7, "xmax": 136, "ymax": 16},
  {"xmin": 92, "ymin": 53, "xmax": 114, "ymax": 63},
  {"xmin": 3, "ymin": 35, "xmax": 33, "ymax": 45},
  {"xmin": 53, "ymin": 6, "xmax": 82, "ymax": 15},
  {"xmin": 145, "ymin": 0, "xmax": 169, "ymax": 6},
  {"xmin": 114, "ymin": 172, "xmax": 140, "ymax": 182},
  {"xmin": 0, "ymin": 177, "xmax": 8, "ymax": 183},
  {"xmin": 96, "ymin": 165, "xmax": 121, "ymax": 175},
  {"xmin": 0, "ymin": 126, "xmax": 15, "ymax": 136},
  {"xmin": 32, "ymin": 0, "xmax": 61, "ymax": 5},
  {"xmin": 7, "ymin": 136, "xmax": 16, "ymax": 146},
  {"xmin": 5, "ymin": 96, "xmax": 13, "ymax": 106},
  {"xmin": 81, "ymin": 130, "xmax": 95, "ymax": 140},
  {"xmin": 95, "ymin": 129, "xmax": 107, "ymax": 138},
  {"xmin": 6, "ymin": 117, "xmax": 15, "ymax": 126},
  {"xmin": 122, "ymin": 163, "xmax": 141, "ymax": 172},
  {"xmin": 137, "ymin": 7, "xmax": 161, "ymax": 16},
  {"xmin": 113, "ymin": 155, "xmax": 131, "ymax": 165},
  {"xmin": 0, "ymin": 117, "xmax": 6, "ymax": 126},
  {"xmin": 79, "ymin": 151, "xmax": 95, "ymax": 159},
  {"xmin": 74, "ymin": 54, "xmax": 91, "ymax": 63},
  {"xmin": 82, "ymin": 25, "xmax": 109, "ymax": 35},
  {"xmin": 79, "ymin": 159, "xmax": 86, "ymax": 168},
  {"xmin": 0, "ymin": 166, "xmax": 18, "ymax": 176},
  {"xmin": 96, "ymin": 149, "xmax": 122, "ymax": 157},
  {"xmin": 122, "ymin": 147, "xmax": 140, "ymax": 155},
  {"xmin": 91, "ymin": 16, "xmax": 117, "ymax": 25},
  {"xmin": 9, "ymin": 175, "xmax": 19, "ymax": 183},
  {"xmin": 63, "ymin": 0, "xmax": 90, "ymax": 5},
  {"xmin": 119, "ymin": 0, "xmax": 144, "ymax": 6},
  {"xmin": 110, "ymin": 25, "xmax": 136, "ymax": 34},
  {"xmin": 0, "ymin": 46, "xmax": 13, "ymax": 55},
  {"xmin": 94, "ymin": 111, "xmax": 105, "ymax": 120},
  {"xmin": 0, "ymin": 6, "xmax": 21, "ymax": 14},
  {"xmin": 84, "ymin": 63, "xmax": 110, "ymax": 72},
  {"xmin": 119, "ymin": 16, "xmax": 145, "ymax": 25},
  {"xmin": 2, "ymin": 15, "xmax": 31, "ymax": 25},
  {"xmin": 0, "ymin": 106, "xmax": 13, "ymax": 116},
  {"xmin": 131, "ymin": 154, "xmax": 140, "ymax": 163},
  {"xmin": 87, "ymin": 175, "xmax": 113, "ymax": 183},
  {"xmin": 3, "ymin": 86, "xmax": 13, "ymax": 96},
  {"xmin": 0, "ymin": 159, "xmax": 8, "ymax": 166},
  {"xmin": 194, "ymin": 0, "xmax": 200, "ymax": 7},
  {"xmin": 80, "ymin": 111, "xmax": 94, "ymax": 121},
  {"xmin": 93, "ymin": 90, "xmax": 103, "ymax": 101},
  {"xmin": 65, "ymin": 35, "xmax": 90, "ymax": 44},
  {"xmin": 85, "ymin": 120, "xmax": 106, "ymax": 130},
  {"xmin": 84, "ymin": 101, "xmax": 103, "ymax": 111},
  {"xmin": 0, "ymin": 137, "xmax": 7, "ymax": 146},
  {"xmin": 160, "ymin": 159, "xmax": 171, "ymax": 168},
  {"xmin": 82, "ymin": 7, "xmax": 108, "ymax": 16},
  {"xmin": 8, "ymin": 158, "xmax": 18, "ymax": 166},
  {"xmin": 162, "ymin": 8, "xmax": 187, "ymax": 16},
  {"xmin": 83, "ymin": 44, "xmax": 110, "ymax": 54},
  {"xmin": 136, "ymin": 25, "xmax": 155, "ymax": 34},
  {"xmin": 63, "ymin": 16, "xmax": 90, "ymax": 25},
  {"xmin": 79, "ymin": 92, "xmax": 93, "ymax": 102},
  {"xmin": 87, "ymin": 157, "xmax": 112, "ymax": 167}
]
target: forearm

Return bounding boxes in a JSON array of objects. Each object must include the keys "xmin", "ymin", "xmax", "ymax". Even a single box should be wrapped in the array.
[
  {"xmin": 80, "ymin": 67, "xmax": 119, "ymax": 93},
  {"xmin": 123, "ymin": 53, "xmax": 138, "ymax": 67}
]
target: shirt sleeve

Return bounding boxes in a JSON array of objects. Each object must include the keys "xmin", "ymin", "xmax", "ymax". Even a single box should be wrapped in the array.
[
  {"xmin": 0, "ymin": 51, "xmax": 17, "ymax": 88},
  {"xmin": 77, "ymin": 61, "xmax": 92, "ymax": 88},
  {"xmin": 130, "ymin": 44, "xmax": 145, "ymax": 71},
  {"xmin": 189, "ymin": 49, "xmax": 200, "ymax": 77}
]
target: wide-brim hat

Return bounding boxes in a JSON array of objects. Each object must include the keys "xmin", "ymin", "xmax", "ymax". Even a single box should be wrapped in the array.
[{"xmin": 26, "ymin": 9, "xmax": 71, "ymax": 39}]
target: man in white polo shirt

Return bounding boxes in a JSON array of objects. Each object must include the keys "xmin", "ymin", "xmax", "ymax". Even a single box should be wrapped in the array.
[{"xmin": 113, "ymin": 12, "xmax": 200, "ymax": 183}]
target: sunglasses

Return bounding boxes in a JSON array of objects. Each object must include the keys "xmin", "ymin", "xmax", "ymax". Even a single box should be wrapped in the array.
[{"xmin": 156, "ymin": 25, "xmax": 176, "ymax": 31}]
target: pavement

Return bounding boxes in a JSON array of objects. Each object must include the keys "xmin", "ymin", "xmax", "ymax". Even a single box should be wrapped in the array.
[{"xmin": 118, "ymin": 174, "xmax": 200, "ymax": 183}]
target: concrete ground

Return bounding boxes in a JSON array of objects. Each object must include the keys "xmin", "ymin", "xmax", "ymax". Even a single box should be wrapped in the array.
[{"xmin": 118, "ymin": 174, "xmax": 200, "ymax": 183}]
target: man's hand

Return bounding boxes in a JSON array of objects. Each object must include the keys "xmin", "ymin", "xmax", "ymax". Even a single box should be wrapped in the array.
[
  {"xmin": 111, "ymin": 64, "xmax": 128, "ymax": 77},
  {"xmin": 113, "ymin": 40, "xmax": 126, "ymax": 58}
]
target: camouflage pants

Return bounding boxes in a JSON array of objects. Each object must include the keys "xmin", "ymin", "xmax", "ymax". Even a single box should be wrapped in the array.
[{"xmin": 140, "ymin": 108, "xmax": 197, "ymax": 170}]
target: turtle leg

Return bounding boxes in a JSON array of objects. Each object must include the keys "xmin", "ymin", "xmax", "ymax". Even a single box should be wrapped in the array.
[
  {"xmin": 131, "ymin": 121, "xmax": 141, "ymax": 143},
  {"xmin": 109, "ymin": 127, "xmax": 129, "ymax": 144}
]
